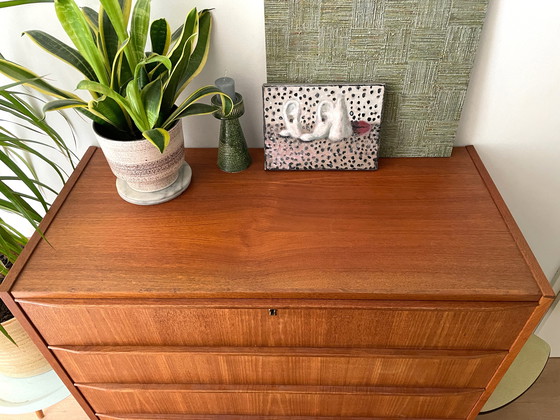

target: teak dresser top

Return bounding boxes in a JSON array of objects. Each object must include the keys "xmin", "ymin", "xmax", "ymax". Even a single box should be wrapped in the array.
[{"xmin": 3, "ymin": 146, "xmax": 553, "ymax": 302}]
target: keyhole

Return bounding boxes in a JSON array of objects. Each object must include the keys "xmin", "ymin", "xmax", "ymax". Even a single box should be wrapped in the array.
[{"xmin": 268, "ymin": 309, "xmax": 278, "ymax": 316}]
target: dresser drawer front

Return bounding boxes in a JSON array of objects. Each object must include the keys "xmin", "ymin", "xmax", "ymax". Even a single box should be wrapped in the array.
[
  {"xmin": 78, "ymin": 384, "xmax": 482, "ymax": 418},
  {"xmin": 20, "ymin": 299, "xmax": 535, "ymax": 350},
  {"xmin": 53, "ymin": 346, "xmax": 504, "ymax": 388},
  {"xmin": 96, "ymin": 414, "xmax": 461, "ymax": 420}
]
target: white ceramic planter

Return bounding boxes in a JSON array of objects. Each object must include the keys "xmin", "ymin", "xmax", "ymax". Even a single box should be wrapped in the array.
[{"xmin": 95, "ymin": 120, "xmax": 192, "ymax": 205}]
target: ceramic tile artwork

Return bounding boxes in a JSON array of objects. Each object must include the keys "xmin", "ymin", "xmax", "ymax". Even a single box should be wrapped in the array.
[{"xmin": 263, "ymin": 84, "xmax": 384, "ymax": 170}]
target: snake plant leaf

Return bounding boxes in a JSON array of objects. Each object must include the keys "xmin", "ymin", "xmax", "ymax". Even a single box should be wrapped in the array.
[
  {"xmin": 119, "ymin": 0, "xmax": 132, "ymax": 25},
  {"xmin": 90, "ymin": 96, "xmax": 130, "ymax": 131},
  {"xmin": 0, "ymin": 0, "xmax": 52, "ymax": 7},
  {"xmin": 141, "ymin": 77, "xmax": 163, "ymax": 128},
  {"xmin": 170, "ymin": 24, "xmax": 184, "ymax": 44},
  {"xmin": 142, "ymin": 127, "xmax": 169, "ymax": 153},
  {"xmin": 24, "ymin": 31, "xmax": 98, "ymax": 81},
  {"xmin": 77, "ymin": 79, "xmax": 145, "ymax": 130},
  {"xmin": 125, "ymin": 79, "xmax": 148, "ymax": 131},
  {"xmin": 109, "ymin": 38, "xmax": 130, "ymax": 89},
  {"xmin": 42, "ymin": 98, "xmax": 88, "ymax": 112},
  {"xmin": 54, "ymin": 0, "xmax": 109, "ymax": 85},
  {"xmin": 163, "ymin": 85, "xmax": 233, "ymax": 129},
  {"xmin": 100, "ymin": 6, "xmax": 119, "ymax": 69},
  {"xmin": 81, "ymin": 6, "xmax": 99, "ymax": 30},
  {"xmin": 99, "ymin": 0, "xmax": 138, "ymax": 70},
  {"xmin": 168, "ymin": 8, "xmax": 197, "ymax": 67},
  {"xmin": 174, "ymin": 9, "xmax": 212, "ymax": 99},
  {"xmin": 162, "ymin": 9, "xmax": 212, "ymax": 114},
  {"xmin": 150, "ymin": 18, "xmax": 171, "ymax": 55},
  {"xmin": 81, "ymin": 6, "xmax": 99, "ymax": 40},
  {"xmin": 0, "ymin": 59, "xmax": 79, "ymax": 99},
  {"xmin": 170, "ymin": 102, "xmax": 215, "ymax": 119},
  {"xmin": 130, "ymin": 0, "xmax": 150, "ymax": 66}
]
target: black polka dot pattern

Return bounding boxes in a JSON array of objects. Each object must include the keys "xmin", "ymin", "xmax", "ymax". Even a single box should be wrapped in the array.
[{"xmin": 263, "ymin": 84, "xmax": 384, "ymax": 170}]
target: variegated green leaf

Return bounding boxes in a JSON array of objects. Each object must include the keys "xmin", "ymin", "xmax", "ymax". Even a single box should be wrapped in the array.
[
  {"xmin": 81, "ymin": 6, "xmax": 99, "ymax": 36},
  {"xmin": 99, "ymin": 0, "xmax": 137, "ymax": 70},
  {"xmin": 163, "ymin": 85, "xmax": 233, "ymax": 129},
  {"xmin": 125, "ymin": 79, "xmax": 148, "ymax": 130},
  {"xmin": 130, "ymin": 0, "xmax": 150, "ymax": 65},
  {"xmin": 150, "ymin": 18, "xmax": 171, "ymax": 55},
  {"xmin": 0, "ymin": 0, "xmax": 52, "ymax": 7},
  {"xmin": 174, "ymin": 10, "xmax": 213, "ymax": 98},
  {"xmin": 100, "ymin": 6, "xmax": 119, "ymax": 71},
  {"xmin": 43, "ymin": 98, "xmax": 88, "ymax": 112},
  {"xmin": 141, "ymin": 77, "xmax": 163, "ymax": 128},
  {"xmin": 168, "ymin": 8, "xmax": 197, "ymax": 67},
  {"xmin": 24, "ymin": 30, "xmax": 98, "ymax": 81},
  {"xmin": 142, "ymin": 127, "xmax": 169, "ymax": 153},
  {"xmin": 54, "ymin": 0, "xmax": 109, "ymax": 84},
  {"xmin": 0, "ymin": 59, "xmax": 79, "ymax": 99},
  {"xmin": 171, "ymin": 102, "xmax": 215, "ymax": 119}
]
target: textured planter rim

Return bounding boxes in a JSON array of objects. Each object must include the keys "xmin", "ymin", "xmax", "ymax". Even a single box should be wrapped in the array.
[{"xmin": 0, "ymin": 317, "xmax": 51, "ymax": 378}]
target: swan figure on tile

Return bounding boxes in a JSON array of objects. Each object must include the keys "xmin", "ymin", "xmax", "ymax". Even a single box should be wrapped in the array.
[
  {"xmin": 279, "ymin": 100, "xmax": 304, "ymax": 138},
  {"xmin": 300, "ymin": 94, "xmax": 353, "ymax": 142}
]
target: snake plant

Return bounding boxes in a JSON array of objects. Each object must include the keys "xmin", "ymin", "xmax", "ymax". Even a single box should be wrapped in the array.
[
  {"xmin": 0, "ymin": 79, "xmax": 76, "ymax": 344},
  {"xmin": 0, "ymin": 0, "xmax": 233, "ymax": 152}
]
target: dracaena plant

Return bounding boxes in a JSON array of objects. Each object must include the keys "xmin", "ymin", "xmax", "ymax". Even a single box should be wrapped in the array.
[
  {"xmin": 0, "ymin": 78, "xmax": 76, "ymax": 344},
  {"xmin": 0, "ymin": 0, "xmax": 233, "ymax": 152}
]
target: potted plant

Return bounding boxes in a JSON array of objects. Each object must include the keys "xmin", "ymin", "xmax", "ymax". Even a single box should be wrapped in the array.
[
  {"xmin": 0, "ymin": 0, "xmax": 233, "ymax": 204},
  {"xmin": 0, "ymin": 78, "xmax": 75, "ymax": 378}
]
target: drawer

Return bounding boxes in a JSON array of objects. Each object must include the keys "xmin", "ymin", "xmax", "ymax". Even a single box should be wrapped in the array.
[
  {"xmin": 19, "ymin": 298, "xmax": 535, "ymax": 349},
  {"xmin": 78, "ymin": 383, "xmax": 482, "ymax": 418},
  {"xmin": 52, "ymin": 345, "xmax": 505, "ymax": 388}
]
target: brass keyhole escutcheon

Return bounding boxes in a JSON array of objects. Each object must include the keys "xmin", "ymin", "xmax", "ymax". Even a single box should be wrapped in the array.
[{"xmin": 268, "ymin": 309, "xmax": 278, "ymax": 316}]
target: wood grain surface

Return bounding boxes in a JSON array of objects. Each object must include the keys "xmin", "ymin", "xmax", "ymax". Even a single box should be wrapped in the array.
[
  {"xmin": 51, "ymin": 345, "xmax": 505, "ymax": 388},
  {"xmin": 18, "ymin": 298, "xmax": 534, "ymax": 349},
  {"xmin": 77, "ymin": 383, "xmax": 482, "ymax": 418},
  {"xmin": 7, "ymin": 147, "xmax": 548, "ymax": 301}
]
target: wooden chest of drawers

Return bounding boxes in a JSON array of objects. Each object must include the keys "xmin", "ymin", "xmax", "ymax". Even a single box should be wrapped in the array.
[{"xmin": 1, "ymin": 147, "xmax": 553, "ymax": 419}]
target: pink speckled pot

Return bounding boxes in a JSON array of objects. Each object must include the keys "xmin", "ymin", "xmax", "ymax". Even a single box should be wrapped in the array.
[{"xmin": 95, "ymin": 121, "xmax": 185, "ymax": 193}]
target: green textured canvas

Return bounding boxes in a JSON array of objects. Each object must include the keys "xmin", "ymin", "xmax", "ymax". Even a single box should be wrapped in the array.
[{"xmin": 264, "ymin": 0, "xmax": 488, "ymax": 157}]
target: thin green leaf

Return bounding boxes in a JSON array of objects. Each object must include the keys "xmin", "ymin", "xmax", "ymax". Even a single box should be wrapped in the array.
[
  {"xmin": 150, "ymin": 18, "xmax": 170, "ymax": 55},
  {"xmin": 0, "ymin": 153, "xmax": 49, "ymax": 212},
  {"xmin": 24, "ymin": 31, "xmax": 97, "ymax": 81},
  {"xmin": 0, "ymin": 324, "xmax": 17, "ymax": 346},
  {"xmin": 142, "ymin": 127, "xmax": 169, "ymax": 153}
]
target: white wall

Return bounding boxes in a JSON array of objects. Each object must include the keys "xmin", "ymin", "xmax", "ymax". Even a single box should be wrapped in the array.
[
  {"xmin": 0, "ymin": 1, "xmax": 558, "ymax": 352},
  {"xmin": 455, "ymin": 0, "xmax": 560, "ymax": 355}
]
